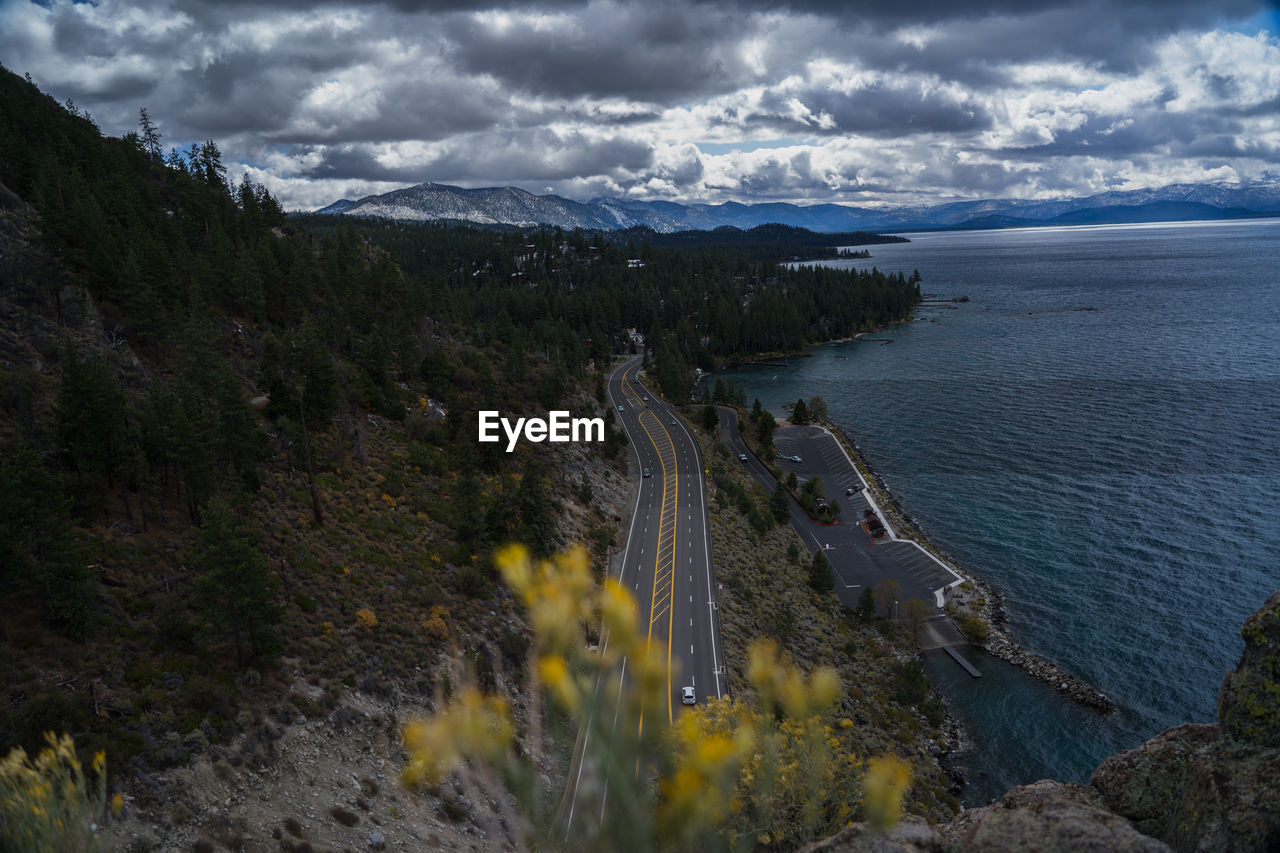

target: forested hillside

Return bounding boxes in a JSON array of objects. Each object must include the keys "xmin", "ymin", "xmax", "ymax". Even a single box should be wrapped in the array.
[
  {"xmin": 0, "ymin": 63, "xmax": 623, "ymax": 785},
  {"xmin": 0, "ymin": 66, "xmax": 939, "ymax": 850},
  {"xmin": 294, "ymin": 214, "xmax": 921, "ymax": 399}
]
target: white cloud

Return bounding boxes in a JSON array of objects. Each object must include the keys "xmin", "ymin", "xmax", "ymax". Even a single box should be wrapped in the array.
[{"xmin": 3, "ymin": 0, "xmax": 1277, "ymax": 210}]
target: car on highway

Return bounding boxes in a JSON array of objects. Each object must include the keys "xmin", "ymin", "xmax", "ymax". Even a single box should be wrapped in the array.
[
  {"xmin": 681, "ymin": 686, "xmax": 696, "ymax": 705},
  {"xmin": 643, "ymin": 467, "xmax": 652, "ymax": 478},
  {"xmin": 738, "ymin": 453, "xmax": 748, "ymax": 462},
  {"xmin": 618, "ymin": 404, "xmax": 625, "ymax": 411},
  {"xmin": 643, "ymin": 395, "xmax": 649, "ymax": 401}
]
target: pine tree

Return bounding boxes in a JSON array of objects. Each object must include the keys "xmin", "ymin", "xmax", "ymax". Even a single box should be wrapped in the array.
[
  {"xmin": 769, "ymin": 482, "xmax": 790, "ymax": 523},
  {"xmin": 755, "ymin": 415, "xmax": 774, "ymax": 455},
  {"xmin": 137, "ymin": 107, "xmax": 162, "ymax": 160},
  {"xmin": 807, "ymin": 550, "xmax": 835, "ymax": 594},
  {"xmin": 701, "ymin": 404, "xmax": 718, "ymax": 432},
  {"xmin": 197, "ymin": 140, "xmax": 227, "ymax": 191},
  {"xmin": 189, "ymin": 497, "xmax": 282, "ymax": 667},
  {"xmin": 55, "ymin": 344, "xmax": 125, "ymax": 520},
  {"xmin": 854, "ymin": 588, "xmax": 876, "ymax": 623},
  {"xmin": 0, "ymin": 441, "xmax": 90, "ymax": 637},
  {"xmin": 517, "ymin": 460, "xmax": 554, "ymax": 556}
]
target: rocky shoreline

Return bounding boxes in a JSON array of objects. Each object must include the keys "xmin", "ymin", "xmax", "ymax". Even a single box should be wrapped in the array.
[{"xmin": 827, "ymin": 423, "xmax": 1117, "ymax": 714}]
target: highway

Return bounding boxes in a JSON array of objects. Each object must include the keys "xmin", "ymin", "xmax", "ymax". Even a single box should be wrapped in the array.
[
  {"xmin": 609, "ymin": 356, "xmax": 724, "ymax": 715},
  {"xmin": 560, "ymin": 356, "xmax": 724, "ymax": 838}
]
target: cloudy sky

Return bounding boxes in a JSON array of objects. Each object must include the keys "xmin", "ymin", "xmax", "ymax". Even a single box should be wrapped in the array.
[{"xmin": 3, "ymin": 0, "xmax": 1279, "ymax": 211}]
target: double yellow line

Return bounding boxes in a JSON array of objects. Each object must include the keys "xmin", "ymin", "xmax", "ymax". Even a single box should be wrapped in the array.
[{"xmin": 624, "ymin": 364, "xmax": 680, "ymax": 731}]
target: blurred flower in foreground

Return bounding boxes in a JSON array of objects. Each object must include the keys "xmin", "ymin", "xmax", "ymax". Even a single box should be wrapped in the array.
[
  {"xmin": 863, "ymin": 754, "xmax": 911, "ymax": 831},
  {"xmin": 0, "ymin": 732, "xmax": 109, "ymax": 852},
  {"xmin": 401, "ymin": 544, "xmax": 907, "ymax": 851}
]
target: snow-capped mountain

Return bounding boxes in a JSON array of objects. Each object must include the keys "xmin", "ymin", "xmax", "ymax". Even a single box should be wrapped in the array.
[{"xmin": 314, "ymin": 182, "xmax": 1280, "ymax": 233}]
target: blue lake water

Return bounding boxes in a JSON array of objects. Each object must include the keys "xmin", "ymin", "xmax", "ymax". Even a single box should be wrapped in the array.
[{"xmin": 720, "ymin": 219, "xmax": 1280, "ymax": 805}]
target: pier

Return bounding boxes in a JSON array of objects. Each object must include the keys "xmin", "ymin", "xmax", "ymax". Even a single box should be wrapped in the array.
[{"xmin": 943, "ymin": 645, "xmax": 982, "ymax": 677}]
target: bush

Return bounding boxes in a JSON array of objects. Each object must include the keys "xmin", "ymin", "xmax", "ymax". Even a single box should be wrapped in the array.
[
  {"xmin": 921, "ymin": 695, "xmax": 946, "ymax": 727},
  {"xmin": 960, "ymin": 615, "xmax": 989, "ymax": 643},
  {"xmin": 889, "ymin": 660, "xmax": 929, "ymax": 706},
  {"xmin": 330, "ymin": 806, "xmax": 359, "ymax": 827}
]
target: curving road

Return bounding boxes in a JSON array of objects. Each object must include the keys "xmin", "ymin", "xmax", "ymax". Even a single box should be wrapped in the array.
[
  {"xmin": 609, "ymin": 356, "xmax": 724, "ymax": 717},
  {"xmin": 561, "ymin": 356, "xmax": 725, "ymax": 837}
]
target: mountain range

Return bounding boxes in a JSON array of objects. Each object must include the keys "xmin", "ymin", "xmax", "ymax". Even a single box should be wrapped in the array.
[{"xmin": 314, "ymin": 181, "xmax": 1280, "ymax": 233}]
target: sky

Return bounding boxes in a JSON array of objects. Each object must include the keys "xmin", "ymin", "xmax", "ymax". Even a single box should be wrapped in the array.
[{"xmin": 2, "ymin": 0, "xmax": 1279, "ymax": 211}]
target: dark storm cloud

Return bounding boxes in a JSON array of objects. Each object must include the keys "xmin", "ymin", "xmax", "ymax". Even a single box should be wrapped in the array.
[
  {"xmin": 289, "ymin": 125, "xmax": 654, "ymax": 183},
  {"xmin": 999, "ymin": 109, "xmax": 1267, "ymax": 163},
  {"xmin": 0, "ymin": 0, "xmax": 1275, "ymax": 209},
  {"xmin": 438, "ymin": 2, "xmax": 757, "ymax": 100}
]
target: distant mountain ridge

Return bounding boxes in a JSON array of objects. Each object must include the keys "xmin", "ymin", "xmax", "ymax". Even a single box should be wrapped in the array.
[{"xmin": 314, "ymin": 181, "xmax": 1280, "ymax": 233}]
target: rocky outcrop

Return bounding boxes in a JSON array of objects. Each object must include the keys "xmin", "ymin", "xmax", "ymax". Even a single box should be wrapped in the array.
[
  {"xmin": 800, "ymin": 783, "xmax": 1172, "ymax": 852},
  {"xmin": 803, "ymin": 589, "xmax": 1280, "ymax": 852},
  {"xmin": 942, "ymin": 780, "xmax": 1171, "ymax": 852},
  {"xmin": 1092, "ymin": 723, "xmax": 1280, "ymax": 853},
  {"xmin": 1218, "ymin": 589, "xmax": 1280, "ymax": 748},
  {"xmin": 799, "ymin": 815, "xmax": 945, "ymax": 852},
  {"xmin": 1091, "ymin": 588, "xmax": 1280, "ymax": 853}
]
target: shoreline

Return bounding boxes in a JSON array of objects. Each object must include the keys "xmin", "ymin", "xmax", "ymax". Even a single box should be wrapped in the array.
[
  {"xmin": 824, "ymin": 422, "xmax": 1116, "ymax": 714},
  {"xmin": 705, "ymin": 312, "xmax": 1118, "ymax": 713},
  {"xmin": 705, "ymin": 351, "xmax": 1116, "ymax": 712},
  {"xmin": 702, "ymin": 319, "xmax": 918, "ymax": 374}
]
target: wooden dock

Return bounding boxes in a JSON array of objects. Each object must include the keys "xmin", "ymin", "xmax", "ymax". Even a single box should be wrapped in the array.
[{"xmin": 943, "ymin": 645, "xmax": 982, "ymax": 677}]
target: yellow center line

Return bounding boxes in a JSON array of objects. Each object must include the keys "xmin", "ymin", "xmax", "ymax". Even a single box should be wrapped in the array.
[{"xmin": 635, "ymin": 408, "xmax": 679, "ymax": 728}]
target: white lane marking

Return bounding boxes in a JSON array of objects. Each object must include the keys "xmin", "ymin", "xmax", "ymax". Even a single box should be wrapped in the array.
[{"xmin": 599, "ymin": 655, "xmax": 629, "ymax": 824}]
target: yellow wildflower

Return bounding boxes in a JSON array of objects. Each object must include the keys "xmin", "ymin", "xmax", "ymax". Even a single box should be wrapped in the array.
[{"xmin": 862, "ymin": 755, "xmax": 911, "ymax": 831}]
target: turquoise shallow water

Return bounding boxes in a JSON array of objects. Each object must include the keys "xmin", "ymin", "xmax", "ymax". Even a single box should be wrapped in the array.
[{"xmin": 721, "ymin": 219, "xmax": 1280, "ymax": 804}]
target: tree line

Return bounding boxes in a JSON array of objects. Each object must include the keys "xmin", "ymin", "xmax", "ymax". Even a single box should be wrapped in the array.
[{"xmin": 295, "ymin": 214, "xmax": 922, "ymax": 402}]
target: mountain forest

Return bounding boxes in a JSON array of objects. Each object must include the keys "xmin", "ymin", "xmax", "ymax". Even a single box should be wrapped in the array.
[{"xmin": 0, "ymin": 65, "xmax": 954, "ymax": 851}]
